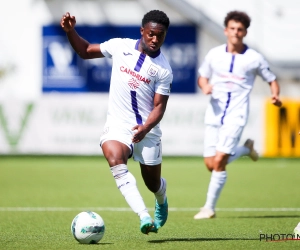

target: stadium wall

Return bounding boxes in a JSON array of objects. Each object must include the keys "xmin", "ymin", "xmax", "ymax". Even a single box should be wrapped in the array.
[
  {"xmin": 0, "ymin": 95, "xmax": 263, "ymax": 156},
  {"xmin": 1, "ymin": 94, "xmax": 299, "ymax": 157}
]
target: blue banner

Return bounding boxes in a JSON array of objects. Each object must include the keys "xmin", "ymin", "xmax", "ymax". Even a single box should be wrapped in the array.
[{"xmin": 42, "ymin": 25, "xmax": 197, "ymax": 93}]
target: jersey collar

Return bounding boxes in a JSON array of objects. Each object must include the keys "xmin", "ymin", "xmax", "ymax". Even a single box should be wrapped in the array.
[
  {"xmin": 226, "ymin": 44, "xmax": 248, "ymax": 54},
  {"xmin": 135, "ymin": 39, "xmax": 161, "ymax": 58}
]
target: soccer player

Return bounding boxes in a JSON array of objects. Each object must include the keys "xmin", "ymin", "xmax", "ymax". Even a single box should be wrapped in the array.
[
  {"xmin": 61, "ymin": 10, "xmax": 172, "ymax": 234},
  {"xmin": 194, "ymin": 11, "xmax": 282, "ymax": 219}
]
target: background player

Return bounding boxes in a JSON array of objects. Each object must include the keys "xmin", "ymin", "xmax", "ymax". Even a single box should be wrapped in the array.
[
  {"xmin": 194, "ymin": 10, "xmax": 282, "ymax": 219},
  {"xmin": 61, "ymin": 10, "xmax": 172, "ymax": 233}
]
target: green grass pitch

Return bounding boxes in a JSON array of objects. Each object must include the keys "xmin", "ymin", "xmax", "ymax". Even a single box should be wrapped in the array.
[{"xmin": 0, "ymin": 156, "xmax": 299, "ymax": 249}]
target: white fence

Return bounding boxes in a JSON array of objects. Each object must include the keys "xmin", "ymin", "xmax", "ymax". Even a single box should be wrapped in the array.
[{"xmin": 0, "ymin": 94, "xmax": 264, "ymax": 156}]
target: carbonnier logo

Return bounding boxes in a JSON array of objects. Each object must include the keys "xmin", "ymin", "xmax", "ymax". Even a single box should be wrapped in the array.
[{"xmin": 0, "ymin": 103, "xmax": 34, "ymax": 150}]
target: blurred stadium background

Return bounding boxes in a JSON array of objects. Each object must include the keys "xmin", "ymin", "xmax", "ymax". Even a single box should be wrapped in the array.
[{"xmin": 0, "ymin": 0, "xmax": 299, "ymax": 157}]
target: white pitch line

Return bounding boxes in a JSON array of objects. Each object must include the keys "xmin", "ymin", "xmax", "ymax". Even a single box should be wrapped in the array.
[{"xmin": 0, "ymin": 207, "xmax": 299, "ymax": 212}]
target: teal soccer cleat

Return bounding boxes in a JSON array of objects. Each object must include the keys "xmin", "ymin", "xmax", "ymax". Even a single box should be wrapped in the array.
[
  {"xmin": 140, "ymin": 216, "xmax": 157, "ymax": 234},
  {"xmin": 154, "ymin": 198, "xmax": 168, "ymax": 229}
]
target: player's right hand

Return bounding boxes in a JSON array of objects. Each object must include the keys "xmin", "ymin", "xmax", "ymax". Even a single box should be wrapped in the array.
[
  {"xmin": 202, "ymin": 84, "xmax": 213, "ymax": 95},
  {"xmin": 271, "ymin": 95, "xmax": 282, "ymax": 107},
  {"xmin": 61, "ymin": 12, "xmax": 76, "ymax": 32},
  {"xmin": 131, "ymin": 125, "xmax": 148, "ymax": 143}
]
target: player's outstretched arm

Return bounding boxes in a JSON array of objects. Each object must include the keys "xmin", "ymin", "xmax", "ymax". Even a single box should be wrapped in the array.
[
  {"xmin": 269, "ymin": 80, "xmax": 282, "ymax": 107},
  {"xmin": 60, "ymin": 12, "xmax": 104, "ymax": 59}
]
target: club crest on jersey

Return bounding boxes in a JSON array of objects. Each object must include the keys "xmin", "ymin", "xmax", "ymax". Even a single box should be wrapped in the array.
[
  {"xmin": 128, "ymin": 78, "xmax": 140, "ymax": 89},
  {"xmin": 147, "ymin": 64, "xmax": 158, "ymax": 77}
]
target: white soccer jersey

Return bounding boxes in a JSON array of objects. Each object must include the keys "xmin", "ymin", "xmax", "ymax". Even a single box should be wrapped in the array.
[
  {"xmin": 199, "ymin": 44, "xmax": 276, "ymax": 126},
  {"xmin": 100, "ymin": 38, "xmax": 173, "ymax": 136}
]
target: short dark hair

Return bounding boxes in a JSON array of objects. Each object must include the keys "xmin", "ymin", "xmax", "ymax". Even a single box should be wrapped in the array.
[
  {"xmin": 224, "ymin": 11, "xmax": 251, "ymax": 29},
  {"xmin": 142, "ymin": 10, "xmax": 170, "ymax": 30}
]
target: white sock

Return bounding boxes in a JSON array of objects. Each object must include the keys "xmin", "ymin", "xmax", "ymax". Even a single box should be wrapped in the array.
[
  {"xmin": 154, "ymin": 178, "xmax": 167, "ymax": 204},
  {"xmin": 111, "ymin": 164, "xmax": 150, "ymax": 220},
  {"xmin": 227, "ymin": 146, "xmax": 250, "ymax": 164},
  {"xmin": 204, "ymin": 170, "xmax": 227, "ymax": 211}
]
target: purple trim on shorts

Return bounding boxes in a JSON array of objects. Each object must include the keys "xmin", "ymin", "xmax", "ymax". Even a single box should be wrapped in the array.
[
  {"xmin": 130, "ymin": 90, "xmax": 143, "ymax": 124},
  {"xmin": 221, "ymin": 92, "xmax": 231, "ymax": 125},
  {"xmin": 128, "ymin": 144, "xmax": 133, "ymax": 159}
]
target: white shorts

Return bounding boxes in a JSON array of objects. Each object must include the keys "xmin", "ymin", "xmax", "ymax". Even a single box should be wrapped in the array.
[
  {"xmin": 99, "ymin": 125, "xmax": 162, "ymax": 166},
  {"xmin": 203, "ymin": 124, "xmax": 244, "ymax": 157}
]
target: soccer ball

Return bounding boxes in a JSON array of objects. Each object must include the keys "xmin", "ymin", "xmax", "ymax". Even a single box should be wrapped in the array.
[{"xmin": 71, "ymin": 211, "xmax": 105, "ymax": 244}]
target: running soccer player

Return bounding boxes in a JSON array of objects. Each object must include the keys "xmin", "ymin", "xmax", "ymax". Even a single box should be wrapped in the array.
[
  {"xmin": 61, "ymin": 10, "xmax": 172, "ymax": 234},
  {"xmin": 194, "ymin": 11, "xmax": 282, "ymax": 219}
]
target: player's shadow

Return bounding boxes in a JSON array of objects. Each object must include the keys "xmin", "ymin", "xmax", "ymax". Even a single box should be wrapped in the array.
[
  {"xmin": 149, "ymin": 237, "xmax": 257, "ymax": 243},
  {"xmin": 236, "ymin": 215, "xmax": 299, "ymax": 219}
]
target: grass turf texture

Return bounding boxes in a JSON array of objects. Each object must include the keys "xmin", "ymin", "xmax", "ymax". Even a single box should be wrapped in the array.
[{"xmin": 0, "ymin": 156, "xmax": 299, "ymax": 249}]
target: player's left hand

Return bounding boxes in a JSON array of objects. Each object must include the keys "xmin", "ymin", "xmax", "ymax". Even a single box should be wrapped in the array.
[
  {"xmin": 131, "ymin": 125, "xmax": 148, "ymax": 143},
  {"xmin": 61, "ymin": 12, "xmax": 76, "ymax": 33},
  {"xmin": 271, "ymin": 95, "xmax": 282, "ymax": 107}
]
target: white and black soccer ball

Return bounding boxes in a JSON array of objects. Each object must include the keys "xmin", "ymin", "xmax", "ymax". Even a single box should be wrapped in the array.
[{"xmin": 71, "ymin": 211, "xmax": 105, "ymax": 244}]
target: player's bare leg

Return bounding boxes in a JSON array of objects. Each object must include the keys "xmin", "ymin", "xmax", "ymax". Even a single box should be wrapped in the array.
[
  {"xmin": 140, "ymin": 163, "xmax": 168, "ymax": 230},
  {"xmin": 140, "ymin": 163, "xmax": 161, "ymax": 192},
  {"xmin": 204, "ymin": 156, "xmax": 214, "ymax": 172},
  {"xmin": 102, "ymin": 140, "xmax": 154, "ymax": 234},
  {"xmin": 102, "ymin": 140, "xmax": 129, "ymax": 167}
]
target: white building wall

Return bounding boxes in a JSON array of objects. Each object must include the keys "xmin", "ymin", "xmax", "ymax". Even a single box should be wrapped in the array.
[
  {"xmin": 1, "ymin": 0, "xmax": 299, "ymax": 100},
  {"xmin": 186, "ymin": 0, "xmax": 300, "ymax": 62}
]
